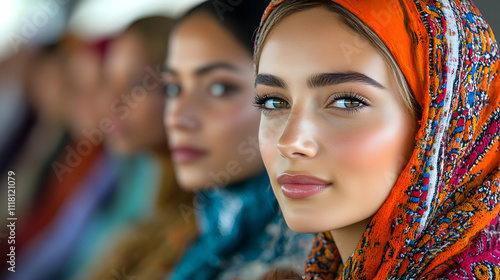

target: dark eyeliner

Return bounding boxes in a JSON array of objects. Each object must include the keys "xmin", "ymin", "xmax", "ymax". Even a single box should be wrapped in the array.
[
  {"xmin": 253, "ymin": 93, "xmax": 288, "ymax": 113},
  {"xmin": 253, "ymin": 94, "xmax": 267, "ymax": 108},
  {"xmin": 327, "ymin": 90, "xmax": 370, "ymax": 114}
]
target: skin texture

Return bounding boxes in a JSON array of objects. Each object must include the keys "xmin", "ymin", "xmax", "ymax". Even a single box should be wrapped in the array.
[
  {"xmin": 256, "ymin": 7, "xmax": 417, "ymax": 263},
  {"xmin": 164, "ymin": 12, "xmax": 264, "ymax": 191},
  {"xmin": 101, "ymin": 32, "xmax": 167, "ymax": 155}
]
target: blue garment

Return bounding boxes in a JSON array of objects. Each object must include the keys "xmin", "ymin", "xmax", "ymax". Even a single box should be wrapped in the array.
[
  {"xmin": 62, "ymin": 152, "xmax": 161, "ymax": 280},
  {"xmin": 5, "ymin": 151, "xmax": 116, "ymax": 280},
  {"xmin": 169, "ymin": 172, "xmax": 312, "ymax": 280}
]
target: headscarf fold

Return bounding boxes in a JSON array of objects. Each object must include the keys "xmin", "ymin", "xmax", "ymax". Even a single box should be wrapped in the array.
[{"xmin": 257, "ymin": 0, "xmax": 500, "ymax": 279}]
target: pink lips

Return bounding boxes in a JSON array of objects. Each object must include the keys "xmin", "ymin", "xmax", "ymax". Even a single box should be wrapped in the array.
[
  {"xmin": 171, "ymin": 146, "xmax": 207, "ymax": 163},
  {"xmin": 277, "ymin": 174, "xmax": 332, "ymax": 199}
]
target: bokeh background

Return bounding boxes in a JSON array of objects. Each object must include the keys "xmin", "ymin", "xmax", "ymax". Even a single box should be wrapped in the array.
[
  {"xmin": 0, "ymin": 0, "xmax": 498, "ymax": 61},
  {"xmin": 0, "ymin": 0, "xmax": 205, "ymax": 61},
  {"xmin": 475, "ymin": 1, "xmax": 500, "ymax": 36}
]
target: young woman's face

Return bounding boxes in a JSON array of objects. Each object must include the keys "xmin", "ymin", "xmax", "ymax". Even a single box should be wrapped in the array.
[
  {"xmin": 257, "ymin": 7, "xmax": 417, "ymax": 233},
  {"xmin": 101, "ymin": 32, "xmax": 167, "ymax": 155},
  {"xmin": 164, "ymin": 13, "xmax": 263, "ymax": 191}
]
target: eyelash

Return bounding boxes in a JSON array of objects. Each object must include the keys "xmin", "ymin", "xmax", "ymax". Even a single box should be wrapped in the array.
[
  {"xmin": 253, "ymin": 91, "xmax": 370, "ymax": 115},
  {"xmin": 328, "ymin": 91, "xmax": 370, "ymax": 114},
  {"xmin": 253, "ymin": 93, "xmax": 286, "ymax": 114}
]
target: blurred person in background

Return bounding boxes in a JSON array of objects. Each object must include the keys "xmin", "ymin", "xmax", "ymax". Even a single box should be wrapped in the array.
[
  {"xmin": 0, "ymin": 47, "xmax": 37, "ymax": 179},
  {"xmin": 1, "ymin": 13, "xmax": 194, "ymax": 280},
  {"xmin": 163, "ymin": 1, "xmax": 313, "ymax": 279},
  {"xmin": 3, "ymin": 36, "xmax": 119, "ymax": 280},
  {"xmin": 0, "ymin": 41, "xmax": 77, "ymax": 278},
  {"xmin": 0, "ymin": 45, "xmax": 61, "ymax": 275},
  {"xmin": 72, "ymin": 16, "xmax": 195, "ymax": 280},
  {"xmin": 0, "ymin": 43, "xmax": 70, "ymax": 225}
]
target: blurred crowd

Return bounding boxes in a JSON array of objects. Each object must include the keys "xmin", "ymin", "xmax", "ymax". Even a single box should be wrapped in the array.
[
  {"xmin": 0, "ymin": 14, "xmax": 194, "ymax": 280},
  {"xmin": 0, "ymin": 1, "xmax": 311, "ymax": 279}
]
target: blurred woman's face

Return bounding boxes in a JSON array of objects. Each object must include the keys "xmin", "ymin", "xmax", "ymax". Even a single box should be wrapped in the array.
[
  {"xmin": 164, "ymin": 13, "xmax": 263, "ymax": 190},
  {"xmin": 256, "ymin": 8, "xmax": 417, "ymax": 233},
  {"xmin": 67, "ymin": 48, "xmax": 102, "ymax": 138},
  {"xmin": 101, "ymin": 32, "xmax": 167, "ymax": 155},
  {"xmin": 29, "ymin": 55, "xmax": 68, "ymax": 125}
]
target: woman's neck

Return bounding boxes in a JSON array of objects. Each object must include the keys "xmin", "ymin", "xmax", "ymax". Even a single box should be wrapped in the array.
[{"xmin": 330, "ymin": 218, "xmax": 371, "ymax": 264}]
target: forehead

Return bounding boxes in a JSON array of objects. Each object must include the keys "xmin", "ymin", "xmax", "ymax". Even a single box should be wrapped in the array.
[
  {"xmin": 259, "ymin": 7, "xmax": 388, "ymax": 82},
  {"xmin": 167, "ymin": 12, "xmax": 250, "ymax": 70},
  {"xmin": 105, "ymin": 33, "xmax": 148, "ymax": 74}
]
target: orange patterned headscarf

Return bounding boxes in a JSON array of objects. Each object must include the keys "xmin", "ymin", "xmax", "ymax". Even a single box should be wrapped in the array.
[{"xmin": 257, "ymin": 0, "xmax": 500, "ymax": 279}]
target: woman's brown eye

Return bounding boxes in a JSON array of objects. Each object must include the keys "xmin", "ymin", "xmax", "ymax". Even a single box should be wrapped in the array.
[
  {"xmin": 264, "ymin": 98, "xmax": 290, "ymax": 109},
  {"xmin": 332, "ymin": 98, "xmax": 362, "ymax": 109}
]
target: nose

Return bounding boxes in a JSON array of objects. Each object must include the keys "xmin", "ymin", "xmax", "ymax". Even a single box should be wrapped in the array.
[
  {"xmin": 277, "ymin": 108, "xmax": 319, "ymax": 159},
  {"xmin": 164, "ymin": 88, "xmax": 201, "ymax": 132}
]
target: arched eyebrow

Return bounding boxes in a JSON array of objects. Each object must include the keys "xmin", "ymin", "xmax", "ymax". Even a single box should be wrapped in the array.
[
  {"xmin": 255, "ymin": 74, "xmax": 287, "ymax": 89},
  {"xmin": 308, "ymin": 72, "xmax": 385, "ymax": 89},
  {"xmin": 163, "ymin": 62, "xmax": 241, "ymax": 76},
  {"xmin": 255, "ymin": 72, "xmax": 385, "ymax": 90}
]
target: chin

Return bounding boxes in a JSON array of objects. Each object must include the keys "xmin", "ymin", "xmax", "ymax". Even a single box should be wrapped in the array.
[
  {"xmin": 110, "ymin": 144, "xmax": 134, "ymax": 156},
  {"xmin": 177, "ymin": 177, "xmax": 206, "ymax": 192},
  {"xmin": 105, "ymin": 137, "xmax": 138, "ymax": 156},
  {"xmin": 281, "ymin": 210, "xmax": 333, "ymax": 234},
  {"xmin": 175, "ymin": 171, "xmax": 216, "ymax": 192}
]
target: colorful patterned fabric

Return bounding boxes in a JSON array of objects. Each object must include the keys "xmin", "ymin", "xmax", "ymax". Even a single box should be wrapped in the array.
[{"xmin": 257, "ymin": 0, "xmax": 500, "ymax": 279}]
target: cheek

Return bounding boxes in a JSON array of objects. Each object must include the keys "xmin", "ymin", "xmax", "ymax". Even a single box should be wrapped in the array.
[
  {"xmin": 130, "ymin": 94, "xmax": 165, "ymax": 135},
  {"xmin": 258, "ymin": 114, "xmax": 295, "ymax": 201},
  {"xmin": 208, "ymin": 97, "xmax": 260, "ymax": 145},
  {"xmin": 259, "ymin": 124, "xmax": 275, "ymax": 173},
  {"xmin": 258, "ymin": 115, "xmax": 285, "ymax": 171},
  {"xmin": 203, "ymin": 97, "xmax": 263, "ymax": 183},
  {"xmin": 328, "ymin": 112, "xmax": 413, "ymax": 190}
]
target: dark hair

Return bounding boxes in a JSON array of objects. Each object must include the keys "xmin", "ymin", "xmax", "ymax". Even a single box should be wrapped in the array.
[{"xmin": 176, "ymin": 0, "xmax": 270, "ymax": 54}]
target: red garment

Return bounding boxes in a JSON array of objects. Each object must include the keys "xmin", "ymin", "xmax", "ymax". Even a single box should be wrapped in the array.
[{"xmin": 17, "ymin": 142, "xmax": 103, "ymax": 252}]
